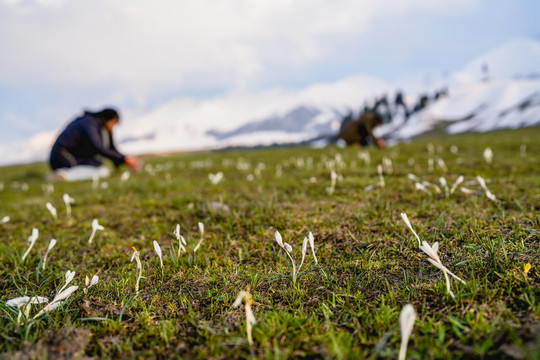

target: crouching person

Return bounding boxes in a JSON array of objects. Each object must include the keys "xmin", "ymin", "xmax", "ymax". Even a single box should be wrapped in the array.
[{"xmin": 48, "ymin": 107, "xmax": 140, "ymax": 181}]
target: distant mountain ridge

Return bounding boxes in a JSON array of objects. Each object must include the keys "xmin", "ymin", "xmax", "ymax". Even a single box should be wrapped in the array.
[{"xmin": 1, "ymin": 37, "xmax": 539, "ymax": 166}]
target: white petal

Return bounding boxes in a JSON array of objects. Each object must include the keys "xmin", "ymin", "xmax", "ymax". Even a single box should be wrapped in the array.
[
  {"xmin": 432, "ymin": 242, "xmax": 439, "ymax": 254},
  {"xmin": 198, "ymin": 222, "xmax": 204, "ymax": 234},
  {"xmin": 46, "ymin": 300, "xmax": 65, "ymax": 311},
  {"xmin": 450, "ymin": 175, "xmax": 464, "ymax": 194},
  {"xmin": 92, "ymin": 219, "xmax": 104, "ymax": 231},
  {"xmin": 308, "ymin": 231, "xmax": 318, "ymax": 264},
  {"xmin": 415, "ymin": 183, "xmax": 429, "ymax": 193},
  {"xmin": 275, "ymin": 231, "xmax": 284, "ymax": 247},
  {"xmin": 89, "ymin": 275, "xmax": 99, "ymax": 287},
  {"xmin": 65, "ymin": 270, "xmax": 75, "ymax": 283},
  {"xmin": 460, "ymin": 187, "xmax": 475, "ymax": 195},
  {"xmin": 47, "ymin": 239, "xmax": 57, "ymax": 251},
  {"xmin": 284, "ymin": 243, "xmax": 293, "ymax": 253},
  {"xmin": 419, "ymin": 241, "xmax": 438, "ymax": 261},
  {"xmin": 439, "ymin": 177, "xmax": 448, "ymax": 188},
  {"xmin": 29, "ymin": 228, "xmax": 39, "ymax": 243},
  {"xmin": 476, "ymin": 176, "xmax": 487, "ymax": 190},
  {"xmin": 52, "ymin": 285, "xmax": 79, "ymax": 303},
  {"xmin": 6, "ymin": 296, "xmax": 31, "ymax": 308},
  {"xmin": 233, "ymin": 291, "xmax": 247, "ymax": 308},
  {"xmin": 401, "ymin": 213, "xmax": 422, "ymax": 246},
  {"xmin": 153, "ymin": 240, "xmax": 162, "ymax": 258},
  {"xmin": 399, "ymin": 304, "xmax": 416, "ymax": 360}
]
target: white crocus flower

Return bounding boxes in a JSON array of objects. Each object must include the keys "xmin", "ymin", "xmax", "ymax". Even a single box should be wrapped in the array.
[
  {"xmin": 422, "ymin": 180, "xmax": 441, "ymax": 194},
  {"xmin": 283, "ymin": 242, "xmax": 293, "ymax": 253},
  {"xmin": 296, "ymin": 237, "xmax": 308, "ymax": 275},
  {"xmin": 33, "ymin": 286, "xmax": 78, "ymax": 319},
  {"xmin": 415, "ymin": 183, "xmax": 430, "ymax": 194},
  {"xmin": 364, "ymin": 184, "xmax": 376, "ymax": 193},
  {"xmin": 274, "ymin": 231, "xmax": 317, "ymax": 284},
  {"xmin": 400, "ymin": 213, "xmax": 421, "ymax": 246},
  {"xmin": 233, "ymin": 290, "xmax": 256, "ymax": 347},
  {"xmin": 62, "ymin": 194, "xmax": 74, "ymax": 217},
  {"xmin": 449, "ymin": 175, "xmax": 464, "ymax": 194},
  {"xmin": 398, "ymin": 304, "xmax": 417, "ymax": 360},
  {"xmin": 153, "ymin": 240, "xmax": 164, "ymax": 274},
  {"xmin": 22, "ymin": 228, "xmax": 39, "ymax": 262},
  {"xmin": 88, "ymin": 219, "xmax": 104, "ymax": 244},
  {"xmin": 7, "ymin": 295, "xmax": 49, "ymax": 323},
  {"xmin": 193, "ymin": 222, "xmax": 205, "ymax": 253},
  {"xmin": 120, "ymin": 171, "xmax": 131, "ymax": 181},
  {"xmin": 308, "ymin": 232, "xmax": 318, "ymax": 265},
  {"xmin": 42, "ymin": 239, "xmax": 57, "ymax": 270},
  {"xmin": 326, "ymin": 170, "xmax": 337, "ymax": 194},
  {"xmin": 439, "ymin": 177, "xmax": 449, "ymax": 197},
  {"xmin": 275, "ymin": 231, "xmax": 297, "ymax": 283},
  {"xmin": 383, "ymin": 157, "xmax": 393, "ymax": 174},
  {"xmin": 1, "ymin": 216, "xmax": 9, "ymax": 224},
  {"xmin": 57, "ymin": 270, "xmax": 76, "ymax": 294},
  {"xmin": 84, "ymin": 275, "xmax": 99, "ymax": 294},
  {"xmin": 460, "ymin": 187, "xmax": 476, "ymax": 195},
  {"xmin": 377, "ymin": 164, "xmax": 385, "ymax": 187},
  {"xmin": 131, "ymin": 247, "xmax": 143, "ymax": 293},
  {"xmin": 437, "ymin": 158, "xmax": 448, "ymax": 172},
  {"xmin": 46, "ymin": 202, "xmax": 57, "ymax": 220},
  {"xmin": 483, "ymin": 147, "xmax": 493, "ymax": 164},
  {"xmin": 407, "ymin": 173, "xmax": 419, "ymax": 182},
  {"xmin": 358, "ymin": 151, "xmax": 371, "ymax": 165},
  {"xmin": 427, "ymin": 158, "xmax": 434, "ymax": 172},
  {"xmin": 476, "ymin": 176, "xmax": 497, "ymax": 202},
  {"xmin": 275, "ymin": 231, "xmax": 284, "ymax": 247},
  {"xmin": 6, "ymin": 296, "xmax": 49, "ymax": 308},
  {"xmin": 420, "ymin": 241, "xmax": 466, "ymax": 299},
  {"xmin": 208, "ymin": 172, "xmax": 224, "ymax": 185},
  {"xmin": 173, "ymin": 224, "xmax": 187, "ymax": 256}
]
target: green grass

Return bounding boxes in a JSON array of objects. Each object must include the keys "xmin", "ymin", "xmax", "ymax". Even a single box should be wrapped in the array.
[{"xmin": 0, "ymin": 128, "xmax": 539, "ymax": 359}]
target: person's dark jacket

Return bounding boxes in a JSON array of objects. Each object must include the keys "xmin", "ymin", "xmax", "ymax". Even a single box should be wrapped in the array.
[
  {"xmin": 49, "ymin": 112, "xmax": 125, "ymax": 170},
  {"xmin": 338, "ymin": 111, "xmax": 382, "ymax": 147}
]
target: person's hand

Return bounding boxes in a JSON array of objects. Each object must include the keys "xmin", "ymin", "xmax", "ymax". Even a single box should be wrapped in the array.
[
  {"xmin": 377, "ymin": 139, "xmax": 386, "ymax": 148},
  {"xmin": 125, "ymin": 156, "xmax": 141, "ymax": 171}
]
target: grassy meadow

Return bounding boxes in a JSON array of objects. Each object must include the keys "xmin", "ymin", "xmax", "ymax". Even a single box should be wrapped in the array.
[{"xmin": 0, "ymin": 128, "xmax": 539, "ymax": 359}]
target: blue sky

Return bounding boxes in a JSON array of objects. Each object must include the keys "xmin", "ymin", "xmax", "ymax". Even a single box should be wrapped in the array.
[{"xmin": 0, "ymin": 0, "xmax": 539, "ymax": 142}]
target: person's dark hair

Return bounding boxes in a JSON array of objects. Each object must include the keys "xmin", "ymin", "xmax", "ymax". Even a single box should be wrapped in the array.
[{"xmin": 87, "ymin": 108, "xmax": 120, "ymax": 123}]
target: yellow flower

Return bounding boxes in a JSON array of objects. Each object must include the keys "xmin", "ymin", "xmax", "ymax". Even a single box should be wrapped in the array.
[{"xmin": 524, "ymin": 263, "xmax": 531, "ymax": 274}]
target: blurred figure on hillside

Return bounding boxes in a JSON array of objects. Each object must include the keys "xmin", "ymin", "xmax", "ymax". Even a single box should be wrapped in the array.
[
  {"xmin": 338, "ymin": 111, "xmax": 385, "ymax": 148},
  {"xmin": 48, "ymin": 108, "xmax": 141, "ymax": 181}
]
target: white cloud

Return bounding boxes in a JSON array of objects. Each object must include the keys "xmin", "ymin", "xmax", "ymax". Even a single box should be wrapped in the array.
[{"xmin": 0, "ymin": 0, "xmax": 476, "ymax": 96}]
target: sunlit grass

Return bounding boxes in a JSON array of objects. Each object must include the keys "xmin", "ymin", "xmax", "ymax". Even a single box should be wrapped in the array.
[{"xmin": 0, "ymin": 127, "xmax": 538, "ymax": 359}]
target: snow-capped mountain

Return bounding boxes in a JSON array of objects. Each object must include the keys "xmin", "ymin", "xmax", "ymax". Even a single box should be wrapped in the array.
[
  {"xmin": 1, "ymin": 38, "xmax": 539, "ymax": 166},
  {"xmin": 116, "ymin": 74, "xmax": 388, "ymax": 155}
]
